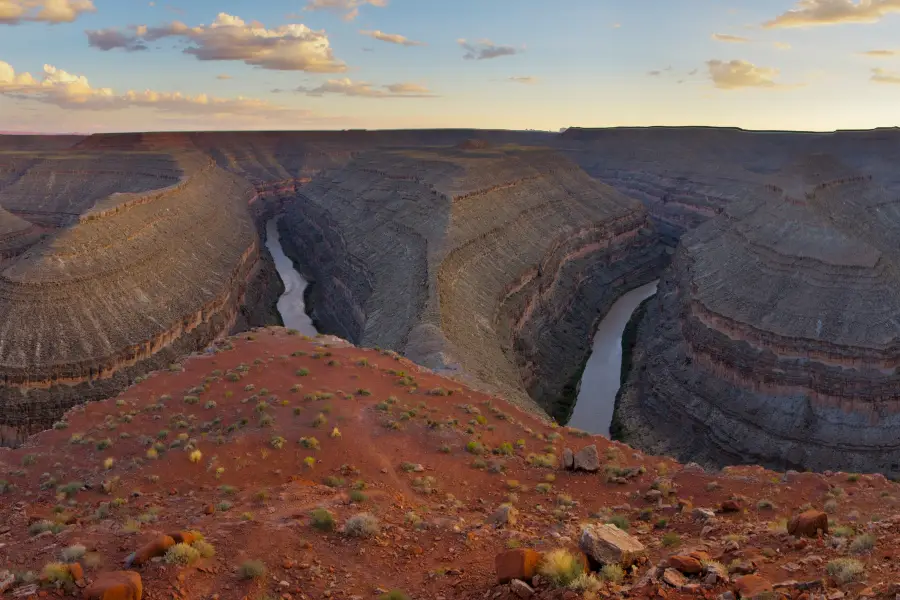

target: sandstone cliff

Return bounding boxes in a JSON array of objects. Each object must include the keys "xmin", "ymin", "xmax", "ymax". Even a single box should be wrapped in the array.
[
  {"xmin": 615, "ymin": 153, "xmax": 900, "ymax": 474},
  {"xmin": 280, "ymin": 145, "xmax": 667, "ymax": 415},
  {"xmin": 0, "ymin": 145, "xmax": 280, "ymax": 436}
]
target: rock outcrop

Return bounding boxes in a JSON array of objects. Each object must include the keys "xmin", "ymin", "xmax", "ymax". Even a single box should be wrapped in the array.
[
  {"xmin": 0, "ymin": 145, "xmax": 280, "ymax": 437},
  {"xmin": 615, "ymin": 153, "xmax": 900, "ymax": 474},
  {"xmin": 279, "ymin": 145, "xmax": 667, "ymax": 415}
]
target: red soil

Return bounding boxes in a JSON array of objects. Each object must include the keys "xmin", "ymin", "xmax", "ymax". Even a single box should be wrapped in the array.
[{"xmin": 0, "ymin": 327, "xmax": 898, "ymax": 600}]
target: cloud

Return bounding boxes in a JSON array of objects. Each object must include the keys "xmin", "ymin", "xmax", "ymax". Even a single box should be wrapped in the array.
[
  {"xmin": 648, "ymin": 70, "xmax": 661, "ymax": 76},
  {"xmin": 458, "ymin": 39, "xmax": 521, "ymax": 60},
  {"xmin": 764, "ymin": 0, "xmax": 900, "ymax": 28},
  {"xmin": 359, "ymin": 29, "xmax": 424, "ymax": 46},
  {"xmin": 508, "ymin": 76, "xmax": 537, "ymax": 84},
  {"xmin": 0, "ymin": 58, "xmax": 307, "ymax": 118},
  {"xmin": 216, "ymin": 73, "xmax": 232, "ymax": 79},
  {"xmin": 86, "ymin": 13, "xmax": 347, "ymax": 72},
  {"xmin": 299, "ymin": 77, "xmax": 435, "ymax": 97},
  {"xmin": 773, "ymin": 41, "xmax": 792, "ymax": 49},
  {"xmin": 707, "ymin": 59, "xmax": 786, "ymax": 89},
  {"xmin": 712, "ymin": 33, "xmax": 751, "ymax": 42},
  {"xmin": 861, "ymin": 49, "xmax": 898, "ymax": 56},
  {"xmin": 303, "ymin": 0, "xmax": 386, "ymax": 21},
  {"xmin": 872, "ymin": 67, "xmax": 900, "ymax": 83},
  {"xmin": 0, "ymin": 0, "xmax": 95, "ymax": 24}
]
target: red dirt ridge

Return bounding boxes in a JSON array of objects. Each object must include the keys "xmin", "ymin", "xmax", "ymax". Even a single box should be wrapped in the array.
[{"xmin": 0, "ymin": 327, "xmax": 898, "ymax": 600}]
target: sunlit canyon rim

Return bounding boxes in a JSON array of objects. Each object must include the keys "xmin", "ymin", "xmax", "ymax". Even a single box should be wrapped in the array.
[{"xmin": 4, "ymin": 127, "xmax": 900, "ymax": 475}]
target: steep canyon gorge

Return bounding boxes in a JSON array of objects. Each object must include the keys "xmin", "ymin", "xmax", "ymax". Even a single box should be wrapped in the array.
[{"xmin": 4, "ymin": 127, "xmax": 900, "ymax": 475}]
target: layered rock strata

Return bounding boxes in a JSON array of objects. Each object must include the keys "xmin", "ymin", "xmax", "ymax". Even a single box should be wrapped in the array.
[
  {"xmin": 615, "ymin": 155, "xmax": 900, "ymax": 474},
  {"xmin": 280, "ymin": 145, "xmax": 667, "ymax": 414},
  {"xmin": 0, "ymin": 147, "xmax": 279, "ymax": 434}
]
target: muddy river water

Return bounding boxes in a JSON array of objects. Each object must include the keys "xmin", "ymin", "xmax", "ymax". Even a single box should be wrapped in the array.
[{"xmin": 265, "ymin": 218, "xmax": 318, "ymax": 337}]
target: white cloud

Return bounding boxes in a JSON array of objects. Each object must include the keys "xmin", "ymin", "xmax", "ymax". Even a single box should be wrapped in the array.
[
  {"xmin": 764, "ymin": 0, "xmax": 900, "ymax": 28},
  {"xmin": 0, "ymin": 0, "xmax": 95, "ymax": 24},
  {"xmin": 508, "ymin": 76, "xmax": 537, "ymax": 84},
  {"xmin": 86, "ymin": 13, "xmax": 347, "ymax": 72},
  {"xmin": 216, "ymin": 73, "xmax": 232, "ymax": 80},
  {"xmin": 707, "ymin": 59, "xmax": 786, "ymax": 89},
  {"xmin": 359, "ymin": 29, "xmax": 424, "ymax": 46},
  {"xmin": 458, "ymin": 38, "xmax": 521, "ymax": 60},
  {"xmin": 872, "ymin": 67, "xmax": 900, "ymax": 83},
  {"xmin": 773, "ymin": 41, "xmax": 792, "ymax": 50},
  {"xmin": 0, "ymin": 58, "xmax": 307, "ymax": 118},
  {"xmin": 303, "ymin": 0, "xmax": 386, "ymax": 21},
  {"xmin": 861, "ymin": 49, "xmax": 898, "ymax": 56},
  {"xmin": 712, "ymin": 33, "xmax": 751, "ymax": 42},
  {"xmin": 300, "ymin": 77, "xmax": 435, "ymax": 97}
]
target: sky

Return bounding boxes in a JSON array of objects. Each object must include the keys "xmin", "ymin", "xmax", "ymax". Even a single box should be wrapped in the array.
[{"xmin": 1, "ymin": 0, "xmax": 900, "ymax": 133}]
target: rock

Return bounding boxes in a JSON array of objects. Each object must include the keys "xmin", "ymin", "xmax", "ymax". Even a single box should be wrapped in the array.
[
  {"xmin": 167, "ymin": 531, "xmax": 196, "ymax": 545},
  {"xmin": 721, "ymin": 500, "xmax": 742, "ymax": 513},
  {"xmin": 684, "ymin": 463, "xmax": 705, "ymax": 473},
  {"xmin": 572, "ymin": 445, "xmax": 600, "ymax": 472},
  {"xmin": 126, "ymin": 535, "xmax": 176, "ymax": 567},
  {"xmin": 645, "ymin": 489, "xmax": 662, "ymax": 502},
  {"xmin": 579, "ymin": 523, "xmax": 647, "ymax": 567},
  {"xmin": 729, "ymin": 560, "xmax": 757, "ymax": 575},
  {"xmin": 510, "ymin": 579, "xmax": 535, "ymax": 598},
  {"xmin": 717, "ymin": 593, "xmax": 736, "ymax": 600},
  {"xmin": 562, "ymin": 448, "xmax": 574, "ymax": 470},
  {"xmin": 662, "ymin": 568, "xmax": 687, "ymax": 588},
  {"xmin": 787, "ymin": 510, "xmax": 828, "ymax": 537},
  {"xmin": 496, "ymin": 549, "xmax": 541, "ymax": 584},
  {"xmin": 67, "ymin": 562, "xmax": 84, "ymax": 583},
  {"xmin": 489, "ymin": 504, "xmax": 517, "ymax": 527},
  {"xmin": 734, "ymin": 574, "xmax": 773, "ymax": 599},
  {"xmin": 83, "ymin": 571, "xmax": 143, "ymax": 600},
  {"xmin": 668, "ymin": 555, "xmax": 703, "ymax": 575},
  {"xmin": 203, "ymin": 505, "xmax": 215, "ymax": 515},
  {"xmin": 0, "ymin": 570, "xmax": 13, "ymax": 593},
  {"xmin": 693, "ymin": 508, "xmax": 716, "ymax": 521},
  {"xmin": 704, "ymin": 562, "xmax": 729, "ymax": 585}
]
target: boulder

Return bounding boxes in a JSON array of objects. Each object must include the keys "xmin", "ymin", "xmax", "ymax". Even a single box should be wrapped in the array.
[
  {"xmin": 167, "ymin": 531, "xmax": 196, "ymax": 544},
  {"xmin": 668, "ymin": 555, "xmax": 703, "ymax": 575},
  {"xmin": 662, "ymin": 568, "xmax": 687, "ymax": 588},
  {"xmin": 83, "ymin": 571, "xmax": 143, "ymax": 600},
  {"xmin": 489, "ymin": 504, "xmax": 517, "ymax": 527},
  {"xmin": 125, "ymin": 535, "xmax": 176, "ymax": 567},
  {"xmin": 67, "ymin": 562, "xmax": 84, "ymax": 583},
  {"xmin": 496, "ymin": 549, "xmax": 541, "ymax": 584},
  {"xmin": 0, "ymin": 570, "xmax": 14, "ymax": 593},
  {"xmin": 562, "ymin": 448, "xmax": 574, "ymax": 470},
  {"xmin": 579, "ymin": 523, "xmax": 647, "ymax": 567},
  {"xmin": 721, "ymin": 500, "xmax": 741, "ymax": 513},
  {"xmin": 510, "ymin": 579, "xmax": 535, "ymax": 598},
  {"xmin": 787, "ymin": 510, "xmax": 828, "ymax": 537},
  {"xmin": 693, "ymin": 507, "xmax": 716, "ymax": 521},
  {"xmin": 734, "ymin": 574, "xmax": 773, "ymax": 599},
  {"xmin": 573, "ymin": 445, "xmax": 600, "ymax": 472}
]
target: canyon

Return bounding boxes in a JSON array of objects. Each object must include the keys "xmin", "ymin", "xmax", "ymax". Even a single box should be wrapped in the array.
[{"xmin": 3, "ymin": 127, "xmax": 900, "ymax": 474}]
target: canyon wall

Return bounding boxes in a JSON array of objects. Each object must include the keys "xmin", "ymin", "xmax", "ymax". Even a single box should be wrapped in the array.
[
  {"xmin": 280, "ymin": 144, "xmax": 667, "ymax": 414},
  {"xmin": 0, "ymin": 144, "xmax": 281, "ymax": 435},
  {"xmin": 614, "ymin": 155, "xmax": 900, "ymax": 474}
]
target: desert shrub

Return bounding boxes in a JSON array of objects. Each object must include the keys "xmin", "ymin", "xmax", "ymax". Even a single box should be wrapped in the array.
[
  {"xmin": 850, "ymin": 534, "xmax": 876, "ymax": 554},
  {"xmin": 193, "ymin": 539, "xmax": 215, "ymax": 558},
  {"xmin": 164, "ymin": 543, "xmax": 200, "ymax": 566},
  {"xmin": 344, "ymin": 512, "xmax": 380, "ymax": 538},
  {"xmin": 40, "ymin": 563, "xmax": 73, "ymax": 588},
  {"xmin": 60, "ymin": 544, "xmax": 86, "ymax": 562},
  {"xmin": 538, "ymin": 549, "xmax": 585, "ymax": 587},
  {"xmin": 378, "ymin": 591, "xmax": 410, "ymax": 600},
  {"xmin": 600, "ymin": 563, "xmax": 624, "ymax": 583},
  {"xmin": 310, "ymin": 508, "xmax": 336, "ymax": 531},
  {"xmin": 270, "ymin": 436, "xmax": 286, "ymax": 449},
  {"xmin": 189, "ymin": 450, "xmax": 202, "ymax": 463},
  {"xmin": 826, "ymin": 558, "xmax": 864, "ymax": 584},
  {"xmin": 607, "ymin": 515, "xmax": 630, "ymax": 531},
  {"xmin": 238, "ymin": 559, "xmax": 266, "ymax": 580}
]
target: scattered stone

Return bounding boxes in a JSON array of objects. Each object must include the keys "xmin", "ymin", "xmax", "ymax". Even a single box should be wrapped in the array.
[
  {"xmin": 489, "ymin": 504, "xmax": 517, "ymax": 527},
  {"xmin": 510, "ymin": 579, "xmax": 535, "ymax": 598},
  {"xmin": 684, "ymin": 463, "xmax": 705, "ymax": 473},
  {"xmin": 668, "ymin": 555, "xmax": 703, "ymax": 575},
  {"xmin": 168, "ymin": 531, "xmax": 196, "ymax": 545},
  {"xmin": 788, "ymin": 510, "xmax": 828, "ymax": 537},
  {"xmin": 734, "ymin": 574, "xmax": 772, "ymax": 599},
  {"xmin": 126, "ymin": 535, "xmax": 176, "ymax": 568},
  {"xmin": 704, "ymin": 562, "xmax": 729, "ymax": 585},
  {"xmin": 645, "ymin": 489, "xmax": 662, "ymax": 502},
  {"xmin": 83, "ymin": 571, "xmax": 143, "ymax": 600},
  {"xmin": 572, "ymin": 445, "xmax": 600, "ymax": 472},
  {"xmin": 203, "ymin": 505, "xmax": 215, "ymax": 515},
  {"xmin": 721, "ymin": 500, "xmax": 742, "ymax": 513},
  {"xmin": 693, "ymin": 508, "xmax": 716, "ymax": 521},
  {"xmin": 729, "ymin": 560, "xmax": 757, "ymax": 575},
  {"xmin": 0, "ymin": 570, "xmax": 13, "ymax": 593},
  {"xmin": 562, "ymin": 448, "xmax": 574, "ymax": 470},
  {"xmin": 662, "ymin": 568, "xmax": 686, "ymax": 588},
  {"xmin": 496, "ymin": 549, "xmax": 541, "ymax": 584},
  {"xmin": 717, "ymin": 593, "xmax": 736, "ymax": 600},
  {"xmin": 579, "ymin": 523, "xmax": 647, "ymax": 568}
]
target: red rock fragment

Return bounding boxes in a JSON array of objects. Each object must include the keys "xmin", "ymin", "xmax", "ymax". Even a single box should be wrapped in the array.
[
  {"xmin": 734, "ymin": 574, "xmax": 773, "ymax": 599},
  {"xmin": 668, "ymin": 555, "xmax": 703, "ymax": 575},
  {"xmin": 495, "ymin": 548, "xmax": 541, "ymax": 584},
  {"xmin": 787, "ymin": 510, "xmax": 828, "ymax": 538},
  {"xmin": 83, "ymin": 571, "xmax": 143, "ymax": 600}
]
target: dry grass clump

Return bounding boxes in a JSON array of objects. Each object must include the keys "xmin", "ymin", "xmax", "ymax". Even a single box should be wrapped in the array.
[
  {"xmin": 538, "ymin": 549, "xmax": 585, "ymax": 587},
  {"xmin": 344, "ymin": 512, "xmax": 380, "ymax": 538},
  {"xmin": 164, "ymin": 543, "xmax": 200, "ymax": 566},
  {"xmin": 239, "ymin": 559, "xmax": 266, "ymax": 580},
  {"xmin": 826, "ymin": 558, "xmax": 864, "ymax": 584}
]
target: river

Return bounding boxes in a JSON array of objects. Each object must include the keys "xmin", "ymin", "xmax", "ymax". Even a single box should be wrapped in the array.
[
  {"xmin": 265, "ymin": 218, "xmax": 318, "ymax": 336},
  {"xmin": 568, "ymin": 280, "xmax": 659, "ymax": 437}
]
